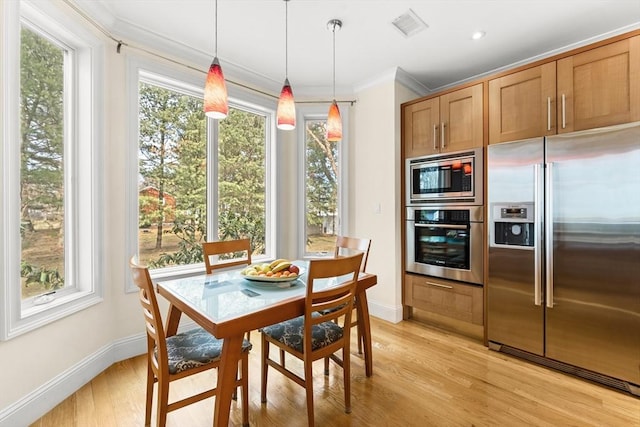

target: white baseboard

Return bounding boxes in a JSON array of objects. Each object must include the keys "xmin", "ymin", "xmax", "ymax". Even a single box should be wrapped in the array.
[
  {"xmin": 0, "ymin": 320, "xmax": 196, "ymax": 427},
  {"xmin": 368, "ymin": 299, "xmax": 403, "ymax": 324}
]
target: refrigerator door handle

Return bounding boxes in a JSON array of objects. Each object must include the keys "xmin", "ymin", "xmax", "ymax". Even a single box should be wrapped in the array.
[
  {"xmin": 534, "ymin": 163, "xmax": 542, "ymax": 306},
  {"xmin": 545, "ymin": 162, "xmax": 554, "ymax": 308}
]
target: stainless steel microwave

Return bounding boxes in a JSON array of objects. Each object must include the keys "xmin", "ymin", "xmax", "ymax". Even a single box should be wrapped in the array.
[{"xmin": 406, "ymin": 148, "xmax": 483, "ymax": 205}]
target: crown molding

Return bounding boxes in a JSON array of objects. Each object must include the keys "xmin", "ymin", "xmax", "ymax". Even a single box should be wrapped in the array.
[{"xmin": 353, "ymin": 66, "xmax": 429, "ymax": 97}]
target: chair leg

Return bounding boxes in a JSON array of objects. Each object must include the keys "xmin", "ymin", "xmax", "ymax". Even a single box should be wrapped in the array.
[
  {"xmin": 232, "ymin": 359, "xmax": 239, "ymax": 401},
  {"xmin": 261, "ymin": 335, "xmax": 269, "ymax": 403},
  {"xmin": 343, "ymin": 346, "xmax": 352, "ymax": 414},
  {"xmin": 304, "ymin": 358, "xmax": 315, "ymax": 427},
  {"xmin": 324, "ymin": 357, "xmax": 330, "ymax": 375},
  {"xmin": 145, "ymin": 361, "xmax": 154, "ymax": 427},
  {"xmin": 241, "ymin": 353, "xmax": 250, "ymax": 427},
  {"xmin": 156, "ymin": 377, "xmax": 169, "ymax": 427},
  {"xmin": 357, "ymin": 322, "xmax": 363, "ymax": 355}
]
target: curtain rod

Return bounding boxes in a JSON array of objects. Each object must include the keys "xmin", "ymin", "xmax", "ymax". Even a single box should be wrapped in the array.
[{"xmin": 61, "ymin": 0, "xmax": 357, "ymax": 106}]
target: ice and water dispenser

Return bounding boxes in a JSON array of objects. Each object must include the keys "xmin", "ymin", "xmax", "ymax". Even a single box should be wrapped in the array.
[{"xmin": 491, "ymin": 203, "xmax": 535, "ymax": 247}]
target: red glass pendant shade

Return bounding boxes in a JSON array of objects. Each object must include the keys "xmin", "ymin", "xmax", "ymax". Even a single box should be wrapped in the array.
[
  {"xmin": 277, "ymin": 78, "xmax": 296, "ymax": 130},
  {"xmin": 326, "ymin": 100, "xmax": 342, "ymax": 141},
  {"xmin": 203, "ymin": 57, "xmax": 228, "ymax": 119}
]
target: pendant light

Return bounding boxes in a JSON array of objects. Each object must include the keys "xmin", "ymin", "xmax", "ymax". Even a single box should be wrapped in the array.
[
  {"xmin": 204, "ymin": 0, "xmax": 228, "ymax": 119},
  {"xmin": 326, "ymin": 19, "xmax": 342, "ymax": 142},
  {"xmin": 276, "ymin": 0, "xmax": 296, "ymax": 130}
]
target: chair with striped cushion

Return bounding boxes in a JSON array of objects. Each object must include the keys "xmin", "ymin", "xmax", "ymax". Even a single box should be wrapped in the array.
[{"xmin": 129, "ymin": 256, "xmax": 252, "ymax": 427}]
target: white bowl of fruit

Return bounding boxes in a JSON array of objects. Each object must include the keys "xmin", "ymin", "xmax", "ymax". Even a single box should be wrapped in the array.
[{"xmin": 240, "ymin": 259, "xmax": 303, "ymax": 282}]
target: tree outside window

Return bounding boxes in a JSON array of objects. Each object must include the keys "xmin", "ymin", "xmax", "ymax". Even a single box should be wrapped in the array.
[
  {"xmin": 19, "ymin": 26, "xmax": 66, "ymax": 298},
  {"xmin": 305, "ymin": 120, "xmax": 340, "ymax": 255},
  {"xmin": 137, "ymin": 79, "xmax": 267, "ymax": 268}
]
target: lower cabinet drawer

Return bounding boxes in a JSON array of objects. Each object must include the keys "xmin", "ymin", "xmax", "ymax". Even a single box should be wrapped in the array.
[{"xmin": 404, "ymin": 274, "xmax": 483, "ymax": 325}]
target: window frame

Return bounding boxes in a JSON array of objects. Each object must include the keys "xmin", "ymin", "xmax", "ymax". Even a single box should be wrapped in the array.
[
  {"xmin": 297, "ymin": 104, "xmax": 350, "ymax": 258},
  {"xmin": 0, "ymin": 0, "xmax": 104, "ymax": 340},
  {"xmin": 126, "ymin": 59, "xmax": 277, "ymax": 291}
]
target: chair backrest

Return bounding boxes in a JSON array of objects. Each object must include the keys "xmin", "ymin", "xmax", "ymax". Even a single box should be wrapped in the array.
[
  {"xmin": 304, "ymin": 253, "xmax": 364, "ymax": 350},
  {"xmin": 129, "ymin": 256, "xmax": 168, "ymax": 374},
  {"xmin": 334, "ymin": 236, "xmax": 371, "ymax": 272},
  {"xmin": 202, "ymin": 238, "xmax": 252, "ymax": 274}
]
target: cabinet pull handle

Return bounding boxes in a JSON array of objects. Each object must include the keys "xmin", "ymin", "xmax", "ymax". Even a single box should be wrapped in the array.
[
  {"xmin": 425, "ymin": 281, "xmax": 453, "ymax": 289},
  {"xmin": 433, "ymin": 124, "xmax": 438, "ymax": 150},
  {"xmin": 441, "ymin": 122, "xmax": 446, "ymax": 149},
  {"xmin": 561, "ymin": 94, "xmax": 566, "ymax": 129},
  {"xmin": 547, "ymin": 97, "xmax": 551, "ymax": 131}
]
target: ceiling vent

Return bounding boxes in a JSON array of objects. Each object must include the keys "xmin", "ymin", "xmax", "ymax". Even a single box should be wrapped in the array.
[{"xmin": 391, "ymin": 9, "xmax": 428, "ymax": 38}]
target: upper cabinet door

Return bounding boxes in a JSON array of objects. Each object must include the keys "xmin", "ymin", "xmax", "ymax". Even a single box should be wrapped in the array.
[
  {"xmin": 557, "ymin": 35, "xmax": 640, "ymax": 133},
  {"xmin": 489, "ymin": 63, "xmax": 557, "ymax": 144},
  {"xmin": 440, "ymin": 84, "xmax": 484, "ymax": 151},
  {"xmin": 403, "ymin": 98, "xmax": 439, "ymax": 158}
]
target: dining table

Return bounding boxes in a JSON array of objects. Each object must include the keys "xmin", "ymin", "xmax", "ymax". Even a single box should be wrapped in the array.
[{"xmin": 156, "ymin": 260, "xmax": 377, "ymax": 427}]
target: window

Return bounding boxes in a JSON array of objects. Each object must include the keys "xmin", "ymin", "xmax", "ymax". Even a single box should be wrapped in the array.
[
  {"xmin": 1, "ymin": 1, "xmax": 104, "ymax": 339},
  {"xmin": 133, "ymin": 71, "xmax": 271, "ymax": 278},
  {"xmin": 19, "ymin": 25, "xmax": 66, "ymax": 298},
  {"xmin": 302, "ymin": 115, "xmax": 346, "ymax": 256}
]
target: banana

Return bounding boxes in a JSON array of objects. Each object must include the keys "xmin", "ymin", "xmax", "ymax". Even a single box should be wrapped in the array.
[
  {"xmin": 269, "ymin": 258, "xmax": 289, "ymax": 269},
  {"xmin": 272, "ymin": 261, "xmax": 292, "ymax": 273}
]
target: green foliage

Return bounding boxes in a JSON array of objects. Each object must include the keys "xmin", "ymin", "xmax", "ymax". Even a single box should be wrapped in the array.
[
  {"xmin": 218, "ymin": 108, "xmax": 266, "ymax": 255},
  {"xmin": 20, "ymin": 261, "xmax": 64, "ymax": 290},
  {"xmin": 148, "ymin": 220, "xmax": 205, "ymax": 269}
]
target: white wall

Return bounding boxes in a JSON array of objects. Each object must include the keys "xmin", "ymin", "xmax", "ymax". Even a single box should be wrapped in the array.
[{"xmin": 350, "ymin": 74, "xmax": 420, "ymax": 323}]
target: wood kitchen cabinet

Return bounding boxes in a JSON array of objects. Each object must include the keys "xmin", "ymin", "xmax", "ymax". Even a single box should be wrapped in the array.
[
  {"xmin": 489, "ymin": 35, "xmax": 639, "ymax": 144},
  {"xmin": 403, "ymin": 97, "xmax": 439, "ymax": 158},
  {"xmin": 557, "ymin": 35, "xmax": 640, "ymax": 133},
  {"xmin": 403, "ymin": 84, "xmax": 483, "ymax": 158},
  {"xmin": 404, "ymin": 273, "xmax": 483, "ymax": 325},
  {"xmin": 489, "ymin": 62, "xmax": 557, "ymax": 143}
]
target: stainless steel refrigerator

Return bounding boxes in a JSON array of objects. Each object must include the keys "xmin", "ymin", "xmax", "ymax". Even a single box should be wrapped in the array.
[{"xmin": 487, "ymin": 122, "xmax": 640, "ymax": 395}]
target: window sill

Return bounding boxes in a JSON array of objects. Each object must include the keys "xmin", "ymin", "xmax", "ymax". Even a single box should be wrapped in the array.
[{"xmin": 5, "ymin": 290, "xmax": 103, "ymax": 340}]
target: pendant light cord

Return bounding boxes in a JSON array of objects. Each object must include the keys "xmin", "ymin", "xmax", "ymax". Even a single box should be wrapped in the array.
[
  {"xmin": 286, "ymin": 0, "xmax": 289, "ymax": 78},
  {"xmin": 214, "ymin": 0, "xmax": 218, "ymax": 57},
  {"xmin": 332, "ymin": 23, "xmax": 336, "ymax": 99}
]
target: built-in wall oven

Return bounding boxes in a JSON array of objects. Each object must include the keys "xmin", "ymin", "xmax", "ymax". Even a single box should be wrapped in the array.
[{"xmin": 406, "ymin": 205, "xmax": 484, "ymax": 285}]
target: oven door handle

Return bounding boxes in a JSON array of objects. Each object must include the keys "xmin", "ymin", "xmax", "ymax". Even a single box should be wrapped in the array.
[{"xmin": 414, "ymin": 223, "xmax": 467, "ymax": 230}]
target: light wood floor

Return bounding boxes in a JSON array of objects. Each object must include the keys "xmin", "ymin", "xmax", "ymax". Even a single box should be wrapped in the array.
[{"xmin": 31, "ymin": 317, "xmax": 639, "ymax": 426}]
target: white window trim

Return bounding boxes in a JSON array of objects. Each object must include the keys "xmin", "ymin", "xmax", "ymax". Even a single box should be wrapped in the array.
[
  {"xmin": 0, "ymin": 0, "xmax": 104, "ymax": 340},
  {"xmin": 125, "ymin": 57, "xmax": 277, "ymax": 292},
  {"xmin": 296, "ymin": 104, "xmax": 350, "ymax": 259}
]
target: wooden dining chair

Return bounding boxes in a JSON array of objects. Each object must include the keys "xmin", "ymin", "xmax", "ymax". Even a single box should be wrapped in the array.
[
  {"xmin": 335, "ymin": 235, "xmax": 371, "ymax": 273},
  {"xmin": 260, "ymin": 253, "xmax": 364, "ymax": 427},
  {"xmin": 129, "ymin": 256, "xmax": 252, "ymax": 427},
  {"xmin": 334, "ymin": 235, "xmax": 371, "ymax": 355},
  {"xmin": 202, "ymin": 239, "xmax": 254, "ymax": 343},
  {"xmin": 202, "ymin": 238, "xmax": 252, "ymax": 274}
]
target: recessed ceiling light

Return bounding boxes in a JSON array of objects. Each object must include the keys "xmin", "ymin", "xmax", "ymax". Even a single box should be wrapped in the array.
[{"xmin": 472, "ymin": 31, "xmax": 486, "ymax": 40}]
